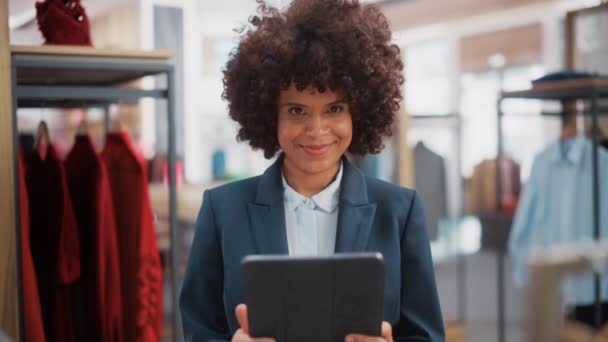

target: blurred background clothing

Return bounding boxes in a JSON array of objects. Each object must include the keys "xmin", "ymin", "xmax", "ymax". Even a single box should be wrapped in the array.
[{"xmin": 414, "ymin": 142, "xmax": 448, "ymax": 241}]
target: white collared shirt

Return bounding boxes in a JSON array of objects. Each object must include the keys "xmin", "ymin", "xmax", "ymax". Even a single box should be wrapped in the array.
[{"xmin": 281, "ymin": 163, "xmax": 343, "ymax": 256}]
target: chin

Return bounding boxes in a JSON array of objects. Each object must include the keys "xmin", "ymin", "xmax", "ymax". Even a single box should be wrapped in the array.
[{"xmin": 294, "ymin": 154, "xmax": 342, "ymax": 173}]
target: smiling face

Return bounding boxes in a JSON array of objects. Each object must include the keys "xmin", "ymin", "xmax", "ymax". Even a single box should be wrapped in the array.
[{"xmin": 277, "ymin": 83, "xmax": 353, "ymax": 178}]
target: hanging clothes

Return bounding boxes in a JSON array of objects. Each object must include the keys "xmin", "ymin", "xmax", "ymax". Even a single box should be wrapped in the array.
[
  {"xmin": 19, "ymin": 134, "xmax": 35, "ymax": 155},
  {"xmin": 414, "ymin": 142, "xmax": 447, "ymax": 240},
  {"xmin": 467, "ymin": 156, "xmax": 521, "ymax": 215},
  {"xmin": 101, "ymin": 132, "xmax": 163, "ymax": 342},
  {"xmin": 26, "ymin": 144, "xmax": 81, "ymax": 342},
  {"xmin": 18, "ymin": 152, "xmax": 47, "ymax": 342},
  {"xmin": 64, "ymin": 134, "xmax": 123, "ymax": 342},
  {"xmin": 508, "ymin": 136, "xmax": 608, "ymax": 305},
  {"xmin": 567, "ymin": 302, "xmax": 608, "ymax": 328}
]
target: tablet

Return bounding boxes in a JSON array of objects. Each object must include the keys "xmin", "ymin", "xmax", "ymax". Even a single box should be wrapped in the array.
[{"xmin": 241, "ymin": 253, "xmax": 384, "ymax": 342}]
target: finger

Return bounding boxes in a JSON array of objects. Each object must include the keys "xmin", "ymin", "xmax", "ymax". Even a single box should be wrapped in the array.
[
  {"xmin": 233, "ymin": 328, "xmax": 247, "ymax": 341},
  {"xmin": 235, "ymin": 304, "xmax": 249, "ymax": 335},
  {"xmin": 381, "ymin": 321, "xmax": 393, "ymax": 342},
  {"xmin": 345, "ymin": 334, "xmax": 384, "ymax": 342},
  {"xmin": 233, "ymin": 328, "xmax": 276, "ymax": 342}
]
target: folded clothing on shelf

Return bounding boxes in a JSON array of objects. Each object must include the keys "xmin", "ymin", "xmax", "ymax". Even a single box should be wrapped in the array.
[{"xmin": 532, "ymin": 71, "xmax": 608, "ymax": 84}]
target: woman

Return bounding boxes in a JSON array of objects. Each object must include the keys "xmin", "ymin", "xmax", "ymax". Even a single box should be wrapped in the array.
[{"xmin": 180, "ymin": 0, "xmax": 444, "ymax": 341}]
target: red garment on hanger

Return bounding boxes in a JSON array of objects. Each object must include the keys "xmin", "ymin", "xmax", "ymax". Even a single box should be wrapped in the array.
[
  {"xmin": 101, "ymin": 132, "xmax": 163, "ymax": 342},
  {"xmin": 25, "ymin": 145, "xmax": 80, "ymax": 342},
  {"xmin": 64, "ymin": 135, "xmax": 123, "ymax": 342},
  {"xmin": 18, "ymin": 152, "xmax": 47, "ymax": 342}
]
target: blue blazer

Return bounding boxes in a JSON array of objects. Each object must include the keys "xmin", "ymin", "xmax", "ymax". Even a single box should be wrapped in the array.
[{"xmin": 180, "ymin": 156, "xmax": 444, "ymax": 341}]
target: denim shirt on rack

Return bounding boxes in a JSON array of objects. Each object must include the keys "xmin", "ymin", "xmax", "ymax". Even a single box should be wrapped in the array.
[{"xmin": 508, "ymin": 136, "xmax": 608, "ymax": 305}]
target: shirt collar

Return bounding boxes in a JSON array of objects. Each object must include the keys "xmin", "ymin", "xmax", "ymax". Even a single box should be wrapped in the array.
[
  {"xmin": 550, "ymin": 136, "xmax": 587, "ymax": 165},
  {"xmin": 282, "ymin": 161, "xmax": 343, "ymax": 213}
]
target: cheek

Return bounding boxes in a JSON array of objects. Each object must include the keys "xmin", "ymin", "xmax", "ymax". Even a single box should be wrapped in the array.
[
  {"xmin": 277, "ymin": 120, "xmax": 299, "ymax": 147},
  {"xmin": 334, "ymin": 117, "xmax": 353, "ymax": 142}
]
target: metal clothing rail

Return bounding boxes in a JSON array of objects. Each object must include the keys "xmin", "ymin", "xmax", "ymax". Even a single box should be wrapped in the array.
[
  {"xmin": 9, "ymin": 45, "xmax": 181, "ymax": 342},
  {"xmin": 496, "ymin": 78, "xmax": 608, "ymax": 342}
]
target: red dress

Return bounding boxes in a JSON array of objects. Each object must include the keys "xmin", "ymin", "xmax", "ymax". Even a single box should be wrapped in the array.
[
  {"xmin": 18, "ymin": 152, "xmax": 46, "ymax": 342},
  {"xmin": 25, "ymin": 145, "xmax": 81, "ymax": 342},
  {"xmin": 64, "ymin": 134, "xmax": 123, "ymax": 342},
  {"xmin": 101, "ymin": 132, "xmax": 163, "ymax": 342}
]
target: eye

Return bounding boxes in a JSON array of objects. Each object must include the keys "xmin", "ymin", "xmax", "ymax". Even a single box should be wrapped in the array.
[
  {"xmin": 288, "ymin": 106, "xmax": 305, "ymax": 116},
  {"xmin": 328, "ymin": 105, "xmax": 344, "ymax": 113}
]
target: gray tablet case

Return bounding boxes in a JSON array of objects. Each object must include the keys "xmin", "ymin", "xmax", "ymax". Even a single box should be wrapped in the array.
[{"xmin": 241, "ymin": 253, "xmax": 384, "ymax": 342}]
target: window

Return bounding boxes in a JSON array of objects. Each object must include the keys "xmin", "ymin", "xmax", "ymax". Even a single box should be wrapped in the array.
[
  {"xmin": 459, "ymin": 64, "xmax": 557, "ymax": 181},
  {"xmin": 404, "ymin": 40, "xmax": 454, "ymax": 116}
]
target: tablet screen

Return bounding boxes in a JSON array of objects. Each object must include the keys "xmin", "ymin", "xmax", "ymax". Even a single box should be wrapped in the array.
[{"xmin": 241, "ymin": 253, "xmax": 384, "ymax": 342}]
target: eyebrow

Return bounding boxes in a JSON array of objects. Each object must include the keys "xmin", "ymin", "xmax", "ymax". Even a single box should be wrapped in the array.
[
  {"xmin": 326, "ymin": 99, "xmax": 347, "ymax": 106},
  {"xmin": 279, "ymin": 99, "xmax": 347, "ymax": 107},
  {"xmin": 280, "ymin": 102, "xmax": 308, "ymax": 108}
]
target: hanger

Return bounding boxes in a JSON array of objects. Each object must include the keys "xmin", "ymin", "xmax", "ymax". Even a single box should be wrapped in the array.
[
  {"xmin": 77, "ymin": 117, "xmax": 88, "ymax": 135},
  {"xmin": 560, "ymin": 100, "xmax": 585, "ymax": 139},
  {"xmin": 110, "ymin": 118, "xmax": 124, "ymax": 132},
  {"xmin": 575, "ymin": 100, "xmax": 585, "ymax": 138},
  {"xmin": 108, "ymin": 103, "xmax": 125, "ymax": 133},
  {"xmin": 35, "ymin": 121, "xmax": 50, "ymax": 161},
  {"xmin": 560, "ymin": 100, "xmax": 607, "ymax": 141},
  {"xmin": 76, "ymin": 103, "xmax": 88, "ymax": 135}
]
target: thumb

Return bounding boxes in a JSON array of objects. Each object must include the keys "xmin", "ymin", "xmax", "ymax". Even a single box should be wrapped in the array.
[
  {"xmin": 235, "ymin": 303, "xmax": 249, "ymax": 334},
  {"xmin": 381, "ymin": 321, "xmax": 393, "ymax": 342}
]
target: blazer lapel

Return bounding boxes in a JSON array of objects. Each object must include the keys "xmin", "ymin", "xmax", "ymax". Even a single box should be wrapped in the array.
[
  {"xmin": 334, "ymin": 158, "xmax": 377, "ymax": 253},
  {"xmin": 247, "ymin": 156, "xmax": 289, "ymax": 255}
]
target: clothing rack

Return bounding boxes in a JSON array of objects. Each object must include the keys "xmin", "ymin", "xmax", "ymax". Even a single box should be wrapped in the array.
[
  {"xmin": 8, "ymin": 45, "xmax": 180, "ymax": 342},
  {"xmin": 409, "ymin": 113, "xmax": 467, "ymax": 323},
  {"xmin": 496, "ymin": 77, "xmax": 608, "ymax": 342}
]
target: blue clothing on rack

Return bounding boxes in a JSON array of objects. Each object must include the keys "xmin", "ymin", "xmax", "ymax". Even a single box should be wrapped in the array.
[
  {"xmin": 508, "ymin": 137, "xmax": 608, "ymax": 305},
  {"xmin": 212, "ymin": 149, "xmax": 226, "ymax": 180}
]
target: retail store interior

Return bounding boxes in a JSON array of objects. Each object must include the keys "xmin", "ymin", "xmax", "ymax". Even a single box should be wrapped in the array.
[{"xmin": 1, "ymin": 0, "xmax": 608, "ymax": 341}]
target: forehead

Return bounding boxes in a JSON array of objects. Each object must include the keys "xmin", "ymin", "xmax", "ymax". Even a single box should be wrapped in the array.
[{"xmin": 278, "ymin": 83, "xmax": 344, "ymax": 105}]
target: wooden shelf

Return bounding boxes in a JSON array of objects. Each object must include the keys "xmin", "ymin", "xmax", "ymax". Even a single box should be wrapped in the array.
[
  {"xmin": 501, "ymin": 78, "xmax": 608, "ymax": 100},
  {"xmin": 11, "ymin": 44, "xmax": 175, "ymax": 88},
  {"xmin": 11, "ymin": 44, "xmax": 174, "ymax": 59}
]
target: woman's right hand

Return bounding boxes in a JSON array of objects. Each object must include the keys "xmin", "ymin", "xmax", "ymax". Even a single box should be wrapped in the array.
[{"xmin": 231, "ymin": 304, "xmax": 276, "ymax": 342}]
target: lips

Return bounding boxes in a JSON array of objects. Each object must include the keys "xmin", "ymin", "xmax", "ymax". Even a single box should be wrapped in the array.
[{"xmin": 300, "ymin": 143, "xmax": 335, "ymax": 157}]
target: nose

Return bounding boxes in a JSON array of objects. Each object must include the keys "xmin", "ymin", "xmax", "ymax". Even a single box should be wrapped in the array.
[{"xmin": 305, "ymin": 113, "xmax": 328, "ymax": 136}]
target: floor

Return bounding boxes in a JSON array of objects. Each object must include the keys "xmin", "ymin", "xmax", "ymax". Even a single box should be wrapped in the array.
[{"xmin": 435, "ymin": 251, "xmax": 527, "ymax": 342}]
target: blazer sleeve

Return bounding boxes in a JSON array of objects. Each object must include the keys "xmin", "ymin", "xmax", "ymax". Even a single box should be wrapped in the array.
[
  {"xmin": 393, "ymin": 190, "xmax": 445, "ymax": 342},
  {"xmin": 180, "ymin": 190, "xmax": 231, "ymax": 342}
]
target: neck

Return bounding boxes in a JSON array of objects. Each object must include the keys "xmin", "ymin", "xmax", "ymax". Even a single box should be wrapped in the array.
[{"xmin": 282, "ymin": 158, "xmax": 340, "ymax": 198}]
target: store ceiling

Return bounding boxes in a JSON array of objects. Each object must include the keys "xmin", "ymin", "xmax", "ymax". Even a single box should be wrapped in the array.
[
  {"xmin": 196, "ymin": 0, "xmax": 398, "ymax": 37},
  {"xmin": 9, "ymin": 0, "xmax": 390, "ymax": 19},
  {"xmin": 8, "ymin": 0, "xmax": 397, "ymax": 29}
]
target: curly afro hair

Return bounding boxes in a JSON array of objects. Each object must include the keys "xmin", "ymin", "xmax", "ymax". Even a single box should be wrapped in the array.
[{"xmin": 222, "ymin": 0, "xmax": 404, "ymax": 159}]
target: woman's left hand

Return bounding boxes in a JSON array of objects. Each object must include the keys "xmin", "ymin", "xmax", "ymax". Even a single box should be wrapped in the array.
[{"xmin": 345, "ymin": 321, "xmax": 393, "ymax": 342}]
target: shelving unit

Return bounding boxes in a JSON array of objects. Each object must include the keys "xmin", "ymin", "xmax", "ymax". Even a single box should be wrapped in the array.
[
  {"xmin": 496, "ymin": 77, "xmax": 608, "ymax": 342},
  {"xmin": 9, "ymin": 44, "xmax": 181, "ymax": 342}
]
